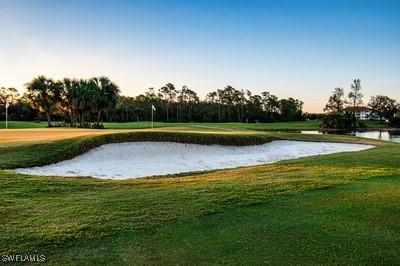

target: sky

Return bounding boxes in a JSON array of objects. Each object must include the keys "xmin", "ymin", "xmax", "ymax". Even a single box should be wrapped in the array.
[{"xmin": 0, "ymin": 0, "xmax": 399, "ymax": 112}]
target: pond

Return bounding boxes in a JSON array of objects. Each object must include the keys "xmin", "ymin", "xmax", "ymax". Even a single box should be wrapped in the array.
[
  {"xmin": 301, "ymin": 130, "xmax": 400, "ymax": 143},
  {"xmin": 15, "ymin": 141, "xmax": 372, "ymax": 179}
]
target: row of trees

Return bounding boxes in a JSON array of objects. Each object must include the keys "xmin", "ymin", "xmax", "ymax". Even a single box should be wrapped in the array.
[
  {"xmin": 1, "ymin": 76, "xmax": 120, "ymax": 127},
  {"xmin": 3, "ymin": 77, "xmax": 398, "ymax": 128},
  {"xmin": 323, "ymin": 79, "xmax": 399, "ymax": 128},
  {"xmin": 1, "ymin": 76, "xmax": 305, "ymax": 126},
  {"xmin": 116, "ymin": 84, "xmax": 304, "ymax": 123}
]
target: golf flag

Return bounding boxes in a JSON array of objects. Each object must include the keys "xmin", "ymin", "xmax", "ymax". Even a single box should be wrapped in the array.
[
  {"xmin": 5, "ymin": 98, "xmax": 10, "ymax": 129},
  {"xmin": 152, "ymin": 104, "xmax": 156, "ymax": 111}
]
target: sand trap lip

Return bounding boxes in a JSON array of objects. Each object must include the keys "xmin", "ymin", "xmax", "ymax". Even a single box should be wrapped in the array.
[{"xmin": 14, "ymin": 141, "xmax": 373, "ymax": 180}]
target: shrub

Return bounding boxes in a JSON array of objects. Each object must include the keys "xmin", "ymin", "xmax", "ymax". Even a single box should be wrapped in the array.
[
  {"xmin": 388, "ymin": 116, "xmax": 400, "ymax": 128},
  {"xmin": 48, "ymin": 122, "xmax": 68, "ymax": 128},
  {"xmin": 90, "ymin": 123, "xmax": 105, "ymax": 129},
  {"xmin": 320, "ymin": 113, "xmax": 353, "ymax": 129}
]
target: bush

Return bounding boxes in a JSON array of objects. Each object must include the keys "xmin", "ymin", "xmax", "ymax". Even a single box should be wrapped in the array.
[
  {"xmin": 320, "ymin": 113, "xmax": 353, "ymax": 129},
  {"xmin": 90, "ymin": 123, "xmax": 105, "ymax": 129},
  {"xmin": 45, "ymin": 122, "xmax": 105, "ymax": 129},
  {"xmin": 388, "ymin": 116, "xmax": 400, "ymax": 128},
  {"xmin": 48, "ymin": 122, "xmax": 68, "ymax": 128}
]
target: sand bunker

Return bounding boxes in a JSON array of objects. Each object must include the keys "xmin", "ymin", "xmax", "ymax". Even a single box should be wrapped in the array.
[{"xmin": 15, "ymin": 141, "xmax": 372, "ymax": 179}]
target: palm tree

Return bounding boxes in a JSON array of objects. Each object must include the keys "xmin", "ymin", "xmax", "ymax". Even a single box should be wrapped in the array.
[
  {"xmin": 25, "ymin": 76, "xmax": 62, "ymax": 126},
  {"xmin": 60, "ymin": 78, "xmax": 74, "ymax": 125},
  {"xmin": 91, "ymin": 76, "xmax": 120, "ymax": 126},
  {"xmin": 73, "ymin": 79, "xmax": 93, "ymax": 127}
]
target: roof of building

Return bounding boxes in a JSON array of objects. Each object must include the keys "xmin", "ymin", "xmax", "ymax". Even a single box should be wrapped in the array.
[{"xmin": 344, "ymin": 105, "xmax": 372, "ymax": 112}]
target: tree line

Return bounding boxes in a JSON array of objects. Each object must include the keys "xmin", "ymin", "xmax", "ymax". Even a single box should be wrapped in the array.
[
  {"xmin": 322, "ymin": 78, "xmax": 399, "ymax": 128},
  {"xmin": 0, "ymin": 76, "xmax": 305, "ymax": 127},
  {"xmin": 1, "ymin": 76, "xmax": 120, "ymax": 127}
]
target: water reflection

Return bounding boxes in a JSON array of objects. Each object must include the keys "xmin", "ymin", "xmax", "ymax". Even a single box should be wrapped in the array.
[
  {"xmin": 301, "ymin": 130, "xmax": 322, "ymax": 135},
  {"xmin": 301, "ymin": 130, "xmax": 400, "ymax": 143},
  {"xmin": 349, "ymin": 131, "xmax": 400, "ymax": 143}
]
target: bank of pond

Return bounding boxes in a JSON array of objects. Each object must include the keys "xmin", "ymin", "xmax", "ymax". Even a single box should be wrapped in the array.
[{"xmin": 302, "ymin": 130, "xmax": 400, "ymax": 143}]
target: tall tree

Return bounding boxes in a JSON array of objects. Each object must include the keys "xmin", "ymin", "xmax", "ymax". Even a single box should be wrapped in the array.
[
  {"xmin": 159, "ymin": 83, "xmax": 175, "ymax": 121},
  {"xmin": 59, "ymin": 78, "xmax": 74, "ymax": 124},
  {"xmin": 25, "ymin": 76, "xmax": 62, "ymax": 126},
  {"xmin": 324, "ymin": 87, "xmax": 345, "ymax": 113},
  {"xmin": 279, "ymin": 98, "xmax": 304, "ymax": 121},
  {"xmin": 92, "ymin": 76, "xmax": 120, "ymax": 126},
  {"xmin": 369, "ymin": 95, "xmax": 397, "ymax": 120},
  {"xmin": 74, "ymin": 79, "xmax": 94, "ymax": 127},
  {"xmin": 145, "ymin": 87, "xmax": 157, "ymax": 100},
  {"xmin": 348, "ymin": 78, "xmax": 363, "ymax": 127},
  {"xmin": 233, "ymin": 89, "xmax": 246, "ymax": 122},
  {"xmin": 167, "ymin": 84, "xmax": 177, "ymax": 120},
  {"xmin": 261, "ymin": 91, "xmax": 279, "ymax": 121},
  {"xmin": 246, "ymin": 93, "xmax": 263, "ymax": 122},
  {"xmin": 0, "ymin": 87, "xmax": 19, "ymax": 106},
  {"xmin": 186, "ymin": 88, "xmax": 198, "ymax": 121}
]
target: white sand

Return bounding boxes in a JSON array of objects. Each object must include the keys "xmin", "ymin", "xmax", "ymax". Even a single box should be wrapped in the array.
[{"xmin": 15, "ymin": 141, "xmax": 372, "ymax": 179}]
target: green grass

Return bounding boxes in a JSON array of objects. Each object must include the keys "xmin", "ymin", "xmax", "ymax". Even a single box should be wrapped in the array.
[
  {"xmin": 0, "ymin": 120, "xmax": 319, "ymax": 130},
  {"xmin": 0, "ymin": 131, "xmax": 399, "ymax": 264},
  {"xmin": 104, "ymin": 121, "xmax": 173, "ymax": 129},
  {"xmin": 142, "ymin": 176, "xmax": 399, "ymax": 265},
  {"xmin": 362, "ymin": 120, "xmax": 389, "ymax": 128},
  {"xmin": 104, "ymin": 120, "xmax": 320, "ymax": 130},
  {"xmin": 0, "ymin": 121, "xmax": 47, "ymax": 129},
  {"xmin": 1, "ymin": 120, "xmax": 390, "ymax": 131}
]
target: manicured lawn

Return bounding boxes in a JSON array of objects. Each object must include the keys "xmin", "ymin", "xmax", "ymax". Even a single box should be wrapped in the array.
[
  {"xmin": 142, "ymin": 176, "xmax": 399, "ymax": 265},
  {"xmin": 363, "ymin": 120, "xmax": 389, "ymax": 128},
  {"xmin": 0, "ymin": 121, "xmax": 47, "ymax": 129},
  {"xmin": 0, "ymin": 130, "xmax": 399, "ymax": 264},
  {"xmin": 104, "ymin": 121, "xmax": 170, "ymax": 129},
  {"xmin": 104, "ymin": 120, "xmax": 320, "ymax": 130},
  {"xmin": 1, "ymin": 120, "xmax": 390, "ymax": 131},
  {"xmin": 0, "ymin": 120, "xmax": 319, "ymax": 130}
]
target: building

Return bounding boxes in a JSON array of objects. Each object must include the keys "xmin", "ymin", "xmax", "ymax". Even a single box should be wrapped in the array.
[{"xmin": 344, "ymin": 105, "xmax": 375, "ymax": 120}]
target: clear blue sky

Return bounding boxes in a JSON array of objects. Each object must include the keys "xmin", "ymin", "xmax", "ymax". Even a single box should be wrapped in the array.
[{"xmin": 0, "ymin": 0, "xmax": 399, "ymax": 112}]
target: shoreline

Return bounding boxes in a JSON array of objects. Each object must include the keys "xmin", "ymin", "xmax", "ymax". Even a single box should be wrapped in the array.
[{"xmin": 319, "ymin": 127, "xmax": 400, "ymax": 132}]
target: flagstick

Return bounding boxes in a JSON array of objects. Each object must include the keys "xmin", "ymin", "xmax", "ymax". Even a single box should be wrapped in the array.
[
  {"xmin": 151, "ymin": 106, "xmax": 154, "ymax": 129},
  {"xmin": 5, "ymin": 100, "xmax": 8, "ymax": 129}
]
